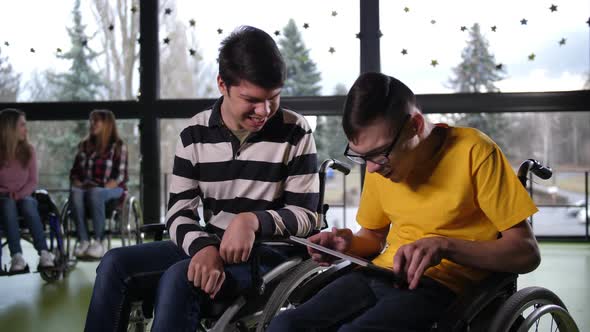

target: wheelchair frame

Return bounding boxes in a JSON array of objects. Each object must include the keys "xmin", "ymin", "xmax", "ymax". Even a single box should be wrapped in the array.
[{"xmin": 60, "ymin": 191, "xmax": 142, "ymax": 262}]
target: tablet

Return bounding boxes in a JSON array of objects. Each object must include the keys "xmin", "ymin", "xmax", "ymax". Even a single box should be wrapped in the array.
[{"xmin": 289, "ymin": 236, "xmax": 407, "ymax": 285}]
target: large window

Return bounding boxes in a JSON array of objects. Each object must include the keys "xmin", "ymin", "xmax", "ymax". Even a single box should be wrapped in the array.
[
  {"xmin": 0, "ymin": 0, "xmax": 140, "ymax": 102},
  {"xmin": 158, "ymin": 0, "xmax": 360, "ymax": 99},
  {"xmin": 28, "ymin": 119, "xmax": 141, "ymax": 208},
  {"xmin": 381, "ymin": 0, "xmax": 590, "ymax": 93}
]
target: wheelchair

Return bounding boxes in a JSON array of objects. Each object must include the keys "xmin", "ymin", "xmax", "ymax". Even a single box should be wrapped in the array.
[
  {"xmin": 60, "ymin": 190, "xmax": 142, "ymax": 261},
  {"xmin": 254, "ymin": 159, "xmax": 580, "ymax": 332},
  {"xmin": 120, "ymin": 158, "xmax": 352, "ymax": 332},
  {"xmin": 0, "ymin": 189, "xmax": 72, "ymax": 282}
]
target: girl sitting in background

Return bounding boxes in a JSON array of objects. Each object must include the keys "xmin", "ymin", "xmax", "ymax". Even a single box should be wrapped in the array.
[
  {"xmin": 0, "ymin": 108, "xmax": 54, "ymax": 272},
  {"xmin": 69, "ymin": 109, "xmax": 128, "ymax": 259}
]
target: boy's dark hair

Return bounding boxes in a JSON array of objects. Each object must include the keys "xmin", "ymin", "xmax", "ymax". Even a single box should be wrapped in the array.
[
  {"xmin": 218, "ymin": 26, "xmax": 286, "ymax": 91},
  {"xmin": 342, "ymin": 72, "xmax": 416, "ymax": 141}
]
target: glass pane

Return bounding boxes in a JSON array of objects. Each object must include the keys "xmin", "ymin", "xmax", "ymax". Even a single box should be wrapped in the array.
[
  {"xmin": 430, "ymin": 112, "xmax": 590, "ymax": 237},
  {"xmin": 159, "ymin": 0, "xmax": 359, "ymax": 99},
  {"xmin": 381, "ymin": 0, "xmax": 590, "ymax": 93},
  {"xmin": 28, "ymin": 119, "xmax": 141, "ymax": 209},
  {"xmin": 313, "ymin": 115, "xmax": 361, "ymax": 230},
  {"xmin": 0, "ymin": 1, "xmax": 140, "ymax": 102}
]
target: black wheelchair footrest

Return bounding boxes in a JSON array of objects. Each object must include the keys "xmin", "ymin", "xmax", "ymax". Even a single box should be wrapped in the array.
[{"xmin": 0, "ymin": 264, "xmax": 31, "ymax": 276}]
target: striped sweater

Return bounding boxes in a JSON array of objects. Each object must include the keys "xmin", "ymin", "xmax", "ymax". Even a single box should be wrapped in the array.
[{"xmin": 165, "ymin": 98, "xmax": 320, "ymax": 257}]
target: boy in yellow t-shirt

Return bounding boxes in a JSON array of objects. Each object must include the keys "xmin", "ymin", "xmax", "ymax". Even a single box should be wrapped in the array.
[{"xmin": 267, "ymin": 72, "xmax": 540, "ymax": 332}]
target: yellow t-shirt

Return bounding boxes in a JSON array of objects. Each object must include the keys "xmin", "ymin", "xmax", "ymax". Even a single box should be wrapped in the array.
[{"xmin": 356, "ymin": 126, "xmax": 538, "ymax": 294}]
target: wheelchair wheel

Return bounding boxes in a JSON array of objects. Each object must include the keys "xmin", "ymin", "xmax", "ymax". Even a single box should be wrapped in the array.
[
  {"xmin": 121, "ymin": 196, "xmax": 142, "ymax": 246},
  {"xmin": 255, "ymin": 259, "xmax": 330, "ymax": 332},
  {"xmin": 489, "ymin": 286, "xmax": 579, "ymax": 332}
]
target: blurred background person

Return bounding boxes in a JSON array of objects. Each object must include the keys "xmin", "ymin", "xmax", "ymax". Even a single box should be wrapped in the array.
[
  {"xmin": 69, "ymin": 109, "xmax": 128, "ymax": 259},
  {"xmin": 0, "ymin": 108, "xmax": 54, "ymax": 272}
]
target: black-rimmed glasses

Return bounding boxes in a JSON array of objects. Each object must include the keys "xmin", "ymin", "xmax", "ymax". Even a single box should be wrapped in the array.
[{"xmin": 343, "ymin": 114, "xmax": 410, "ymax": 165}]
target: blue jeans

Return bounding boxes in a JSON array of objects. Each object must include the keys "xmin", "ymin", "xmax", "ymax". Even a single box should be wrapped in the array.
[
  {"xmin": 0, "ymin": 195, "xmax": 48, "ymax": 255},
  {"xmin": 85, "ymin": 240, "xmax": 298, "ymax": 332},
  {"xmin": 267, "ymin": 270, "xmax": 456, "ymax": 332},
  {"xmin": 70, "ymin": 187, "xmax": 123, "ymax": 241}
]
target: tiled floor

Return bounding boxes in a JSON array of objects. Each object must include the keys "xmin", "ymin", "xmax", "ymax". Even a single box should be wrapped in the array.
[{"xmin": 1, "ymin": 242, "xmax": 589, "ymax": 332}]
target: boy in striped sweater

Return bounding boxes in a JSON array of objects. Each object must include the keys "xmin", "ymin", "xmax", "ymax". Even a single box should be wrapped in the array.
[{"xmin": 84, "ymin": 26, "xmax": 319, "ymax": 332}]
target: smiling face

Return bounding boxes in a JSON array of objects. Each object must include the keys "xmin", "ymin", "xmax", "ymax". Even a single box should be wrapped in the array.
[{"xmin": 217, "ymin": 76, "xmax": 281, "ymax": 132}]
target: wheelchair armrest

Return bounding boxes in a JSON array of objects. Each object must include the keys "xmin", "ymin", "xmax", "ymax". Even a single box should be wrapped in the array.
[
  {"xmin": 435, "ymin": 272, "xmax": 517, "ymax": 331},
  {"xmin": 140, "ymin": 223, "xmax": 167, "ymax": 241}
]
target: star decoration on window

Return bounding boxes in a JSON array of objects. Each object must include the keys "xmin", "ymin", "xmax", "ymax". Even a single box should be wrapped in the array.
[
  {"xmin": 430, "ymin": 59, "xmax": 439, "ymax": 67},
  {"xmin": 30, "ymin": 48, "xmax": 35, "ymax": 53},
  {"xmin": 495, "ymin": 63, "xmax": 503, "ymax": 70},
  {"xmin": 430, "ymin": 19, "xmax": 436, "ymax": 24},
  {"xmin": 404, "ymin": 7, "xmax": 410, "ymax": 13},
  {"xmin": 328, "ymin": 47, "xmax": 335, "ymax": 54},
  {"xmin": 520, "ymin": 18, "xmax": 528, "ymax": 25},
  {"xmin": 108, "ymin": 24, "xmax": 114, "ymax": 31},
  {"xmin": 4, "ymin": 41, "xmax": 9, "ymax": 46},
  {"xmin": 164, "ymin": 8, "xmax": 172, "ymax": 15},
  {"xmin": 401, "ymin": 49, "xmax": 408, "ymax": 55},
  {"xmin": 163, "ymin": 37, "xmax": 170, "ymax": 44},
  {"xmin": 303, "ymin": 23, "xmax": 309, "ymax": 29},
  {"xmin": 460, "ymin": 26, "xmax": 467, "ymax": 32},
  {"xmin": 189, "ymin": 48, "xmax": 196, "ymax": 56},
  {"xmin": 558, "ymin": 38, "xmax": 566, "ymax": 46},
  {"xmin": 189, "ymin": 19, "xmax": 196, "ymax": 27},
  {"xmin": 331, "ymin": 11, "xmax": 338, "ymax": 17},
  {"xmin": 491, "ymin": 25, "xmax": 497, "ymax": 32},
  {"xmin": 549, "ymin": 4, "xmax": 557, "ymax": 12},
  {"xmin": 217, "ymin": 28, "xmax": 223, "ymax": 34},
  {"xmin": 528, "ymin": 53, "xmax": 536, "ymax": 61},
  {"xmin": 274, "ymin": 30, "xmax": 280, "ymax": 36},
  {"xmin": 131, "ymin": 5, "xmax": 138, "ymax": 13}
]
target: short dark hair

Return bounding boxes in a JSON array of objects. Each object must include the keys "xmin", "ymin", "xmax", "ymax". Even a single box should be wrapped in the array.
[
  {"xmin": 342, "ymin": 72, "xmax": 416, "ymax": 141},
  {"xmin": 218, "ymin": 26, "xmax": 286, "ymax": 90}
]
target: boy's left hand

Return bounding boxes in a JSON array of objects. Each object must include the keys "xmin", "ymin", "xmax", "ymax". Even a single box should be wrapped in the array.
[{"xmin": 393, "ymin": 237, "xmax": 448, "ymax": 290}]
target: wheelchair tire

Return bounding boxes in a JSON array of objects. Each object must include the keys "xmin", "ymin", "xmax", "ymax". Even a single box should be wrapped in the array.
[
  {"xmin": 39, "ymin": 266, "xmax": 62, "ymax": 282},
  {"xmin": 488, "ymin": 286, "xmax": 578, "ymax": 332},
  {"xmin": 255, "ymin": 259, "xmax": 326, "ymax": 332}
]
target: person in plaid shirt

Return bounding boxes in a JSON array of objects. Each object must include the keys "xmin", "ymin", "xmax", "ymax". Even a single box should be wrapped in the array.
[{"xmin": 69, "ymin": 109, "xmax": 128, "ymax": 259}]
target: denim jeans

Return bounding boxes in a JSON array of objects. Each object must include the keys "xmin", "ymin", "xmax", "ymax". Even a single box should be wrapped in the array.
[
  {"xmin": 0, "ymin": 195, "xmax": 48, "ymax": 255},
  {"xmin": 267, "ymin": 269, "xmax": 457, "ymax": 332},
  {"xmin": 70, "ymin": 186, "xmax": 123, "ymax": 241},
  {"xmin": 85, "ymin": 240, "xmax": 298, "ymax": 332}
]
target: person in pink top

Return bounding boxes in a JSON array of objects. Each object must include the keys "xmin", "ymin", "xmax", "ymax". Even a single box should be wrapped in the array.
[{"xmin": 0, "ymin": 108, "xmax": 54, "ymax": 273}]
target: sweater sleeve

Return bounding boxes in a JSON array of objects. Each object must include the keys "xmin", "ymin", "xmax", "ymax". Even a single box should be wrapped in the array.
[{"xmin": 15, "ymin": 146, "xmax": 38, "ymax": 199}]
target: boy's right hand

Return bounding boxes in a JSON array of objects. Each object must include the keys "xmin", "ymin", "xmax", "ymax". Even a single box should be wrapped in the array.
[
  {"xmin": 188, "ymin": 246, "xmax": 226, "ymax": 299},
  {"xmin": 308, "ymin": 227, "xmax": 353, "ymax": 266}
]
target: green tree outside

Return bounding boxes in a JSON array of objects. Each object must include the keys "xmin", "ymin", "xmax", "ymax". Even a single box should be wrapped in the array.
[
  {"xmin": 0, "ymin": 46, "xmax": 20, "ymax": 102},
  {"xmin": 278, "ymin": 19, "xmax": 322, "ymax": 97}
]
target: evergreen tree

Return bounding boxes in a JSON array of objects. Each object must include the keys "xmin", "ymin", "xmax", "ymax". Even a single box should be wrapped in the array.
[
  {"xmin": 278, "ymin": 19, "xmax": 322, "ymax": 96},
  {"xmin": 449, "ymin": 23, "xmax": 505, "ymax": 93},
  {"xmin": 0, "ymin": 46, "xmax": 20, "ymax": 101},
  {"xmin": 47, "ymin": 0, "xmax": 104, "ymax": 101},
  {"xmin": 314, "ymin": 84, "xmax": 348, "ymax": 162}
]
